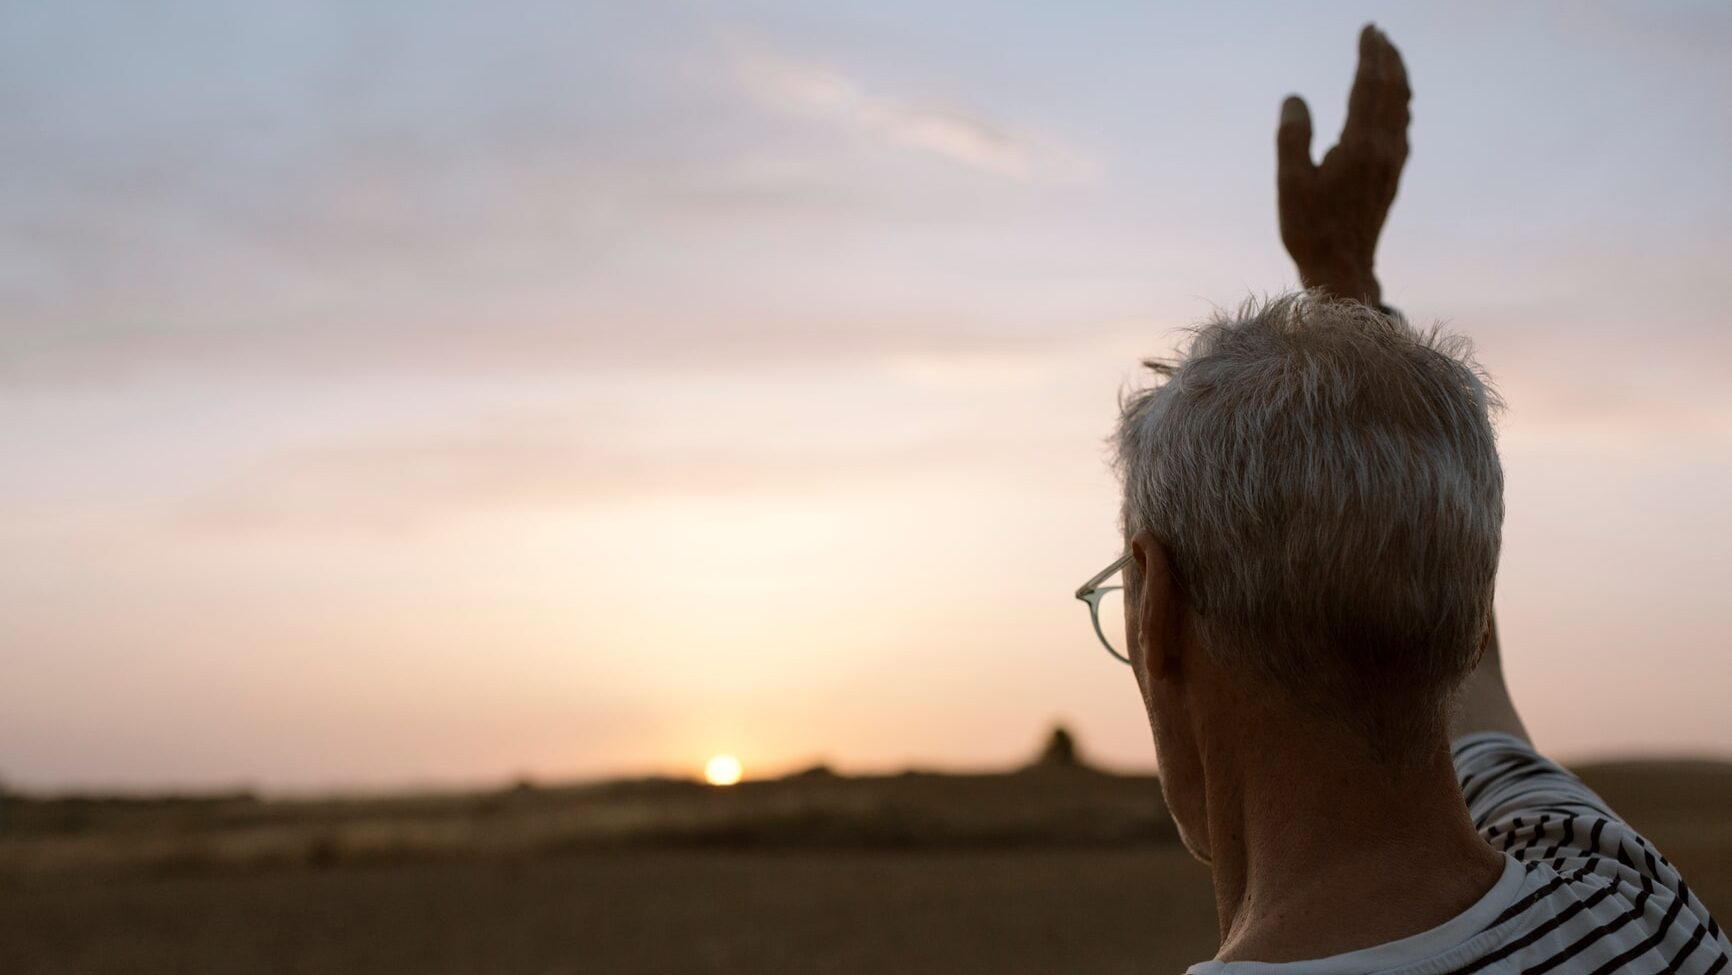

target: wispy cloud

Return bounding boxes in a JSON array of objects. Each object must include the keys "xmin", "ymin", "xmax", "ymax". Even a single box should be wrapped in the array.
[{"xmin": 733, "ymin": 45, "xmax": 1091, "ymax": 181}]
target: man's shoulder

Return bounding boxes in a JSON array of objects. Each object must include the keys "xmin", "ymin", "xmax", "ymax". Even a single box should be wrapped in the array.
[
  {"xmin": 1414, "ymin": 855, "xmax": 1729, "ymax": 975},
  {"xmin": 1444, "ymin": 734, "xmax": 1732, "ymax": 974}
]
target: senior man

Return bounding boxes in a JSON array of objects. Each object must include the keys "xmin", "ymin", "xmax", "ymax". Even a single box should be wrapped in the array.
[{"xmin": 1078, "ymin": 26, "xmax": 1730, "ymax": 973}]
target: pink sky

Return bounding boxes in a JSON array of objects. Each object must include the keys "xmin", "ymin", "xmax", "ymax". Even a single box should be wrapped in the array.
[{"xmin": 2, "ymin": 1, "xmax": 1730, "ymax": 790}]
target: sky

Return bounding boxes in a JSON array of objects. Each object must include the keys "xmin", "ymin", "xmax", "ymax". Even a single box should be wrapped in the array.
[{"xmin": 3, "ymin": 0, "xmax": 1730, "ymax": 792}]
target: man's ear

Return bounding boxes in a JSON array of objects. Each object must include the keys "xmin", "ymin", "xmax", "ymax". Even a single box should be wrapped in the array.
[{"xmin": 1129, "ymin": 530, "xmax": 1183, "ymax": 680}]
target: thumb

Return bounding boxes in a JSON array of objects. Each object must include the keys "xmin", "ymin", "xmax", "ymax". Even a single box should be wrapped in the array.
[{"xmin": 1277, "ymin": 95, "xmax": 1315, "ymax": 184}]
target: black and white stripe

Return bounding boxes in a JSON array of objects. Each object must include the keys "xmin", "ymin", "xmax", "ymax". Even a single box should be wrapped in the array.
[{"xmin": 1441, "ymin": 733, "xmax": 1732, "ymax": 975}]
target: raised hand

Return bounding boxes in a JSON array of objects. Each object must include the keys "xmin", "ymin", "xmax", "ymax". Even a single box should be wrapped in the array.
[{"xmin": 1277, "ymin": 24, "xmax": 1411, "ymax": 308}]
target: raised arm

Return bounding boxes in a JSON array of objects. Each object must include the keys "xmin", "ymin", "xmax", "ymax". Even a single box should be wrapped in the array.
[{"xmin": 1276, "ymin": 26, "xmax": 1530, "ymax": 746}]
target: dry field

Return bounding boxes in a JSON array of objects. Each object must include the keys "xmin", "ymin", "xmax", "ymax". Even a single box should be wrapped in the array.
[{"xmin": 1, "ymin": 760, "xmax": 1728, "ymax": 974}]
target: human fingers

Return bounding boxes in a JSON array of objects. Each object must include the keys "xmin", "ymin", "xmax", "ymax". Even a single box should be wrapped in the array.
[
  {"xmin": 1277, "ymin": 95, "xmax": 1317, "ymax": 188},
  {"xmin": 1342, "ymin": 24, "xmax": 1384, "ymax": 145}
]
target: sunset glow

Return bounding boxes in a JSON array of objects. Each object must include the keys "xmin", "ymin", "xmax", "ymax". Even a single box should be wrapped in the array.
[{"xmin": 705, "ymin": 755, "xmax": 744, "ymax": 787}]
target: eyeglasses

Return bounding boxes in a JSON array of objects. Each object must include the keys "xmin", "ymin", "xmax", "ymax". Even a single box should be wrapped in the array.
[{"xmin": 1075, "ymin": 552, "xmax": 1132, "ymax": 664}]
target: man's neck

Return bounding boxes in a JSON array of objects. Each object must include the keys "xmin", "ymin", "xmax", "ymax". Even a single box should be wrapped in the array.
[{"xmin": 1202, "ymin": 721, "xmax": 1506, "ymax": 964}]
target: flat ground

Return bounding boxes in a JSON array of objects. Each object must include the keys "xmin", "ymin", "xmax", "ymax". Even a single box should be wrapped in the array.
[
  {"xmin": 1, "ymin": 848, "xmax": 1220, "ymax": 975},
  {"xmin": 2, "ymin": 760, "xmax": 1729, "ymax": 974}
]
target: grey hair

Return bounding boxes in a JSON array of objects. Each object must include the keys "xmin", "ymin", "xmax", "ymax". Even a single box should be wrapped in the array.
[{"xmin": 1115, "ymin": 292, "xmax": 1504, "ymax": 763}]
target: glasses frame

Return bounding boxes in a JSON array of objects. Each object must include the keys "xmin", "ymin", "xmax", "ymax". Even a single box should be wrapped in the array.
[{"xmin": 1075, "ymin": 552, "xmax": 1133, "ymax": 664}]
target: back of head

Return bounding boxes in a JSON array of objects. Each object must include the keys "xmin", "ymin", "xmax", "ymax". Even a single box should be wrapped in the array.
[{"xmin": 1115, "ymin": 293, "xmax": 1504, "ymax": 765}]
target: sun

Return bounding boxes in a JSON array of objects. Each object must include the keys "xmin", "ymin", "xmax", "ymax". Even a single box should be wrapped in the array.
[{"xmin": 704, "ymin": 754, "xmax": 743, "ymax": 786}]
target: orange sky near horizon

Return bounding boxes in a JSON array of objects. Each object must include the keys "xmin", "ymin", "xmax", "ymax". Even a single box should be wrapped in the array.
[{"xmin": 3, "ymin": 0, "xmax": 1731, "ymax": 792}]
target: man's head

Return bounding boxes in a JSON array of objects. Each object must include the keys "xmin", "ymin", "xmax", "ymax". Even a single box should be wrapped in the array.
[{"xmin": 1113, "ymin": 293, "xmax": 1503, "ymax": 859}]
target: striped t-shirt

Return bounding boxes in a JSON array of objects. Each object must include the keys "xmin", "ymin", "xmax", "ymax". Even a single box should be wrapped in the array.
[{"xmin": 1186, "ymin": 732, "xmax": 1731, "ymax": 975}]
